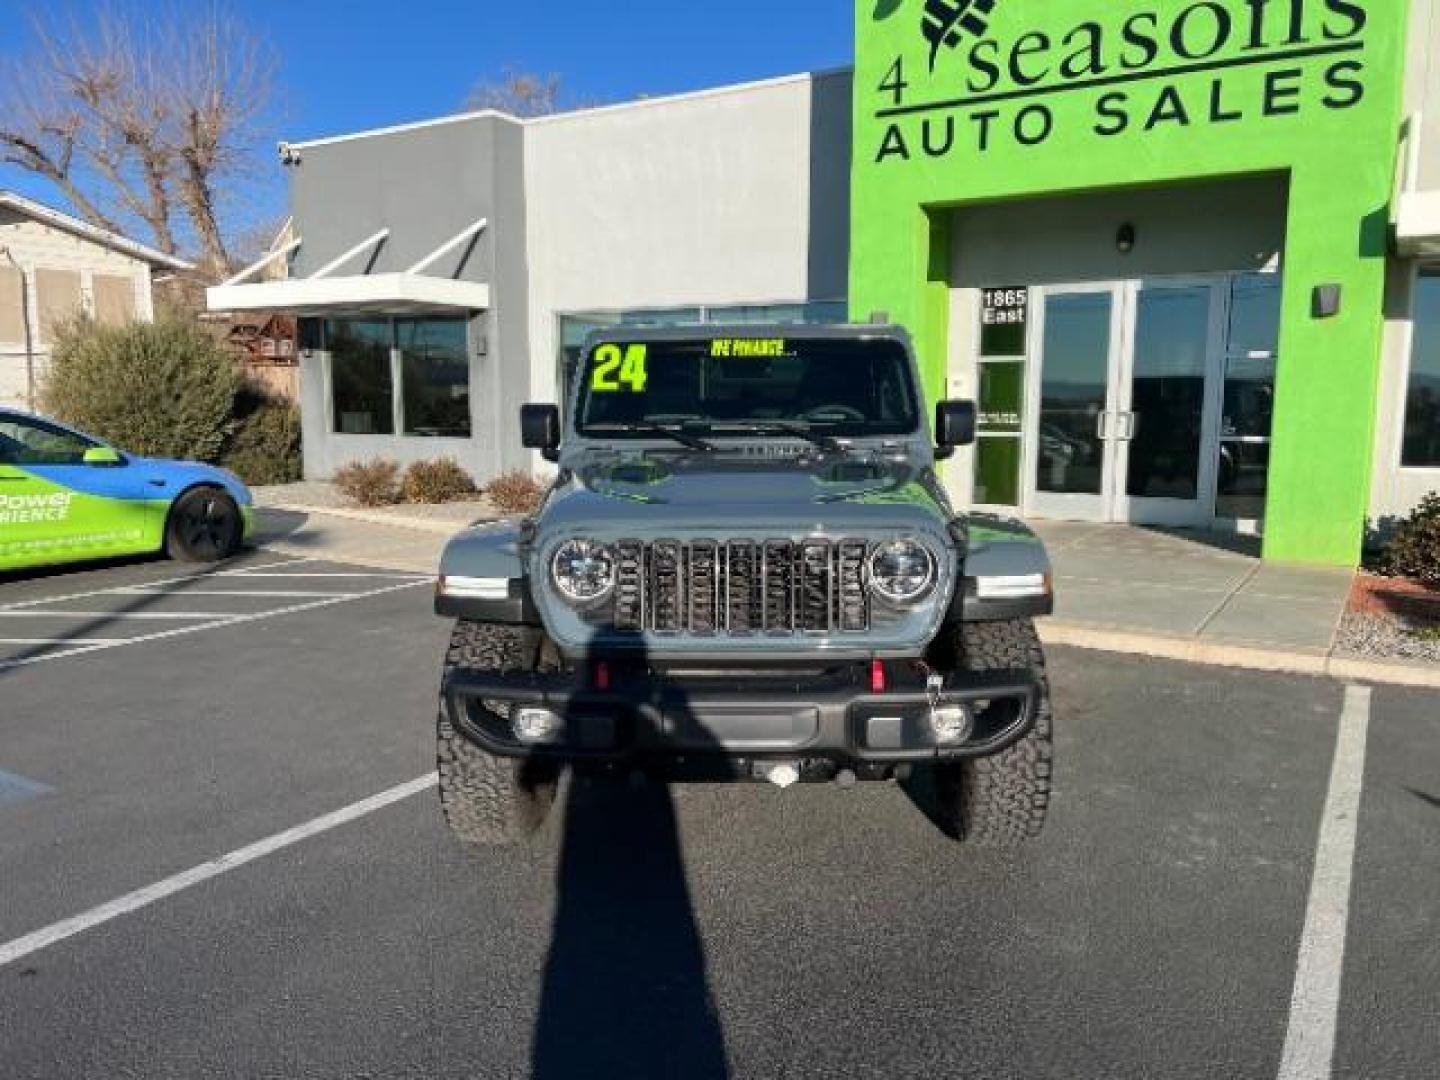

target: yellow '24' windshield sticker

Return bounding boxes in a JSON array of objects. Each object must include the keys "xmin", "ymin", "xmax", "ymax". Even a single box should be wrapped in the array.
[{"xmin": 590, "ymin": 344, "xmax": 649, "ymax": 393}]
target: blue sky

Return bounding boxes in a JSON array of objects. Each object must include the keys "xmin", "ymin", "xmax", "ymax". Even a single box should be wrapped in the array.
[{"xmin": 0, "ymin": 0, "xmax": 854, "ymax": 238}]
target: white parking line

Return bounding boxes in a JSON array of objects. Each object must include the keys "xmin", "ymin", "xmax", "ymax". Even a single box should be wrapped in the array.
[
  {"xmin": 118, "ymin": 588, "xmax": 362, "ymax": 599},
  {"xmin": 0, "ymin": 579, "xmax": 429, "ymax": 673},
  {"xmin": 0, "ymin": 638, "xmax": 128, "ymax": 646},
  {"xmin": 0, "ymin": 557, "xmax": 320, "ymax": 612},
  {"xmin": 222, "ymin": 572, "xmax": 430, "ymax": 581},
  {"xmin": 1277, "ymin": 684, "xmax": 1372, "ymax": 1080},
  {"xmin": 0, "ymin": 774, "xmax": 438, "ymax": 970},
  {"xmin": 0, "ymin": 611, "xmax": 246, "ymax": 621}
]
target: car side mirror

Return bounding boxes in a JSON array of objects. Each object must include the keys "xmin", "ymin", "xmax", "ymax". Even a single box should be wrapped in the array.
[
  {"xmin": 521, "ymin": 403, "xmax": 561, "ymax": 463},
  {"xmin": 935, "ymin": 400, "xmax": 977, "ymax": 459},
  {"xmin": 83, "ymin": 446, "xmax": 123, "ymax": 467}
]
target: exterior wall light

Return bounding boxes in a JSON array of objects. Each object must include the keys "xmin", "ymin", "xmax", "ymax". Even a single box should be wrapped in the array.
[
  {"xmin": 1116, "ymin": 223, "xmax": 1137, "ymax": 254},
  {"xmin": 1313, "ymin": 284, "xmax": 1343, "ymax": 319}
]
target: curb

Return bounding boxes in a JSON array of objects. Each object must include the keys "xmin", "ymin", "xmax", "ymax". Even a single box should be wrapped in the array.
[
  {"xmin": 258, "ymin": 503, "xmax": 497, "ymax": 537},
  {"xmin": 1039, "ymin": 621, "xmax": 1440, "ymax": 689}
]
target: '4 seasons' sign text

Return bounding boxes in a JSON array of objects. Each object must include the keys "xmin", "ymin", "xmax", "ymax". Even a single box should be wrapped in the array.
[{"xmin": 870, "ymin": 0, "xmax": 1369, "ymax": 162}]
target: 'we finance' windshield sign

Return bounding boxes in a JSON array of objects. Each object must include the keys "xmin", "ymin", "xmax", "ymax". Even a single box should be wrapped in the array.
[{"xmin": 867, "ymin": 0, "xmax": 1370, "ymax": 162}]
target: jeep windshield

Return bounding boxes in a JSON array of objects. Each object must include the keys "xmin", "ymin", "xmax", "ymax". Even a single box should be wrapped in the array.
[{"xmin": 575, "ymin": 335, "xmax": 920, "ymax": 440}]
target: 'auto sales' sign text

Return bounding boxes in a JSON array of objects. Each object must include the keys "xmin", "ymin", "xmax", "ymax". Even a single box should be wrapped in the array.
[{"xmin": 870, "ymin": 0, "xmax": 1370, "ymax": 163}]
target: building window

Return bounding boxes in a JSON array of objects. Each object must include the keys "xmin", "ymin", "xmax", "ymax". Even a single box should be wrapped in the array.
[
  {"xmin": 1216, "ymin": 273, "xmax": 1281, "ymax": 520},
  {"xmin": 1403, "ymin": 266, "xmax": 1440, "ymax": 468},
  {"xmin": 557, "ymin": 300, "xmax": 847, "ymax": 409},
  {"xmin": 399, "ymin": 318, "xmax": 471, "ymax": 437},
  {"xmin": 326, "ymin": 317, "xmax": 473, "ymax": 438},
  {"xmin": 91, "ymin": 274, "xmax": 135, "ymax": 326},
  {"xmin": 328, "ymin": 319, "xmax": 395, "ymax": 435},
  {"xmin": 34, "ymin": 267, "xmax": 82, "ymax": 344},
  {"xmin": 0, "ymin": 265, "xmax": 25, "ymax": 344},
  {"xmin": 973, "ymin": 287, "xmax": 1030, "ymax": 507}
]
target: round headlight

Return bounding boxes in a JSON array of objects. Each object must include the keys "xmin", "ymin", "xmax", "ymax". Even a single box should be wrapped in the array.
[
  {"xmin": 868, "ymin": 540, "xmax": 937, "ymax": 604},
  {"xmin": 551, "ymin": 540, "xmax": 617, "ymax": 604}
]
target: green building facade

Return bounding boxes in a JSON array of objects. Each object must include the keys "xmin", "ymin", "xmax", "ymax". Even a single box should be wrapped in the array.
[{"xmin": 850, "ymin": 0, "xmax": 1423, "ymax": 565}]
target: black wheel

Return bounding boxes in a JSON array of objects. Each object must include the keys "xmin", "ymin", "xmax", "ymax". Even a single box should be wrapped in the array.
[
  {"xmin": 912, "ymin": 618, "xmax": 1054, "ymax": 846},
  {"xmin": 165, "ymin": 487, "xmax": 242, "ymax": 563},
  {"xmin": 437, "ymin": 621, "xmax": 560, "ymax": 846}
]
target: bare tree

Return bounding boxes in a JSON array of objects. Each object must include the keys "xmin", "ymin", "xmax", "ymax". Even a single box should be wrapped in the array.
[
  {"xmin": 0, "ymin": 4, "xmax": 277, "ymax": 277},
  {"xmin": 464, "ymin": 69, "xmax": 569, "ymax": 118}
]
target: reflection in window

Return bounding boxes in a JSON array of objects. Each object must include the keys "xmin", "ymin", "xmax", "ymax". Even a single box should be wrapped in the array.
[
  {"xmin": 328, "ymin": 320, "xmax": 394, "ymax": 435},
  {"xmin": 1216, "ymin": 442, "xmax": 1270, "ymax": 520},
  {"xmin": 1036, "ymin": 293, "xmax": 1111, "ymax": 496},
  {"xmin": 708, "ymin": 301, "xmax": 848, "ymax": 325},
  {"xmin": 399, "ymin": 319, "xmax": 471, "ymax": 437},
  {"xmin": 622, "ymin": 308, "xmax": 703, "ymax": 326},
  {"xmin": 1217, "ymin": 274, "xmax": 1282, "ymax": 521},
  {"xmin": 1222, "ymin": 355, "xmax": 1277, "ymax": 439},
  {"xmin": 1228, "ymin": 274, "xmax": 1282, "ymax": 356},
  {"xmin": 0, "ymin": 416, "xmax": 94, "ymax": 465},
  {"xmin": 975, "ymin": 437, "xmax": 1021, "ymax": 506},
  {"xmin": 978, "ymin": 361, "xmax": 1023, "ymax": 433},
  {"xmin": 1403, "ymin": 268, "xmax": 1440, "ymax": 468},
  {"xmin": 1128, "ymin": 286, "xmax": 1209, "ymax": 500}
]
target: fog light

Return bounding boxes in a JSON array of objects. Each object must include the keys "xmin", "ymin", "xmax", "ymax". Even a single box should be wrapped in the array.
[
  {"xmin": 928, "ymin": 705, "xmax": 974, "ymax": 745},
  {"xmin": 513, "ymin": 708, "xmax": 565, "ymax": 745}
]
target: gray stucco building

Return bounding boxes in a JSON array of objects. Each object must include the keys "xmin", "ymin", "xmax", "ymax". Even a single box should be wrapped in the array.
[{"xmin": 209, "ymin": 71, "xmax": 853, "ymax": 482}]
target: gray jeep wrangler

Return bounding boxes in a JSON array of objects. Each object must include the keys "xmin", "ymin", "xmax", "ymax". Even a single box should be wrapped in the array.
[{"xmin": 434, "ymin": 325, "xmax": 1054, "ymax": 845}]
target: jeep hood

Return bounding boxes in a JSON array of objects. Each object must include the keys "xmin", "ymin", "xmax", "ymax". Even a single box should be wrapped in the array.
[{"xmin": 540, "ymin": 453, "xmax": 953, "ymax": 536}]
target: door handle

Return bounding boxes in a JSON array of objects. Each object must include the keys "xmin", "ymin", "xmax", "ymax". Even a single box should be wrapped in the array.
[
  {"xmin": 1096, "ymin": 412, "xmax": 1111, "ymax": 440},
  {"xmin": 1121, "ymin": 412, "xmax": 1140, "ymax": 441}
]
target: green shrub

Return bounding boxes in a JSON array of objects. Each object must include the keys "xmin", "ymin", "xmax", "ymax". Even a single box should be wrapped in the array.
[
  {"xmin": 401, "ymin": 458, "xmax": 476, "ymax": 504},
  {"xmin": 485, "ymin": 470, "xmax": 547, "ymax": 516},
  {"xmin": 223, "ymin": 388, "xmax": 302, "ymax": 486},
  {"xmin": 42, "ymin": 314, "xmax": 240, "ymax": 462},
  {"xmin": 1384, "ymin": 493, "xmax": 1440, "ymax": 589},
  {"xmin": 334, "ymin": 460, "xmax": 402, "ymax": 507}
]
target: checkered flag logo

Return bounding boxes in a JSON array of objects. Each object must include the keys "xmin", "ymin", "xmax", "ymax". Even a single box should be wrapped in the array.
[{"xmin": 921, "ymin": 0, "xmax": 998, "ymax": 71}]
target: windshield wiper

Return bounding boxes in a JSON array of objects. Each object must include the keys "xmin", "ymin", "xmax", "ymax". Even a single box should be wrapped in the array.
[
  {"xmin": 586, "ymin": 422, "xmax": 715, "ymax": 451},
  {"xmin": 696, "ymin": 421, "xmax": 845, "ymax": 453}
]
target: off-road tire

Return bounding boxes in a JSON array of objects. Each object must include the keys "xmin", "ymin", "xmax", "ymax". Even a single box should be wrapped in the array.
[
  {"xmin": 165, "ymin": 486, "xmax": 242, "ymax": 563},
  {"xmin": 437, "ymin": 621, "xmax": 560, "ymax": 846},
  {"xmin": 924, "ymin": 618, "xmax": 1053, "ymax": 845}
]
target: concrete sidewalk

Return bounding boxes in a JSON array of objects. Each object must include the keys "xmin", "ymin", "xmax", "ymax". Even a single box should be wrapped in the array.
[
  {"xmin": 1030, "ymin": 521, "xmax": 1438, "ymax": 686},
  {"xmin": 252, "ymin": 481, "xmax": 501, "ymax": 537},
  {"xmin": 1032, "ymin": 521, "xmax": 1353, "ymax": 653},
  {"xmin": 252, "ymin": 507, "xmax": 451, "ymax": 575}
]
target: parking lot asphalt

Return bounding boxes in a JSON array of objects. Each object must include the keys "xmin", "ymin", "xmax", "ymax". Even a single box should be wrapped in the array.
[{"xmin": 0, "ymin": 545, "xmax": 1436, "ymax": 1079}]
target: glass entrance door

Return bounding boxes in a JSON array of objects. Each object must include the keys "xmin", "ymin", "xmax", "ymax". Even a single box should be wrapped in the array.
[
  {"xmin": 1112, "ymin": 280, "xmax": 1225, "ymax": 526},
  {"xmin": 1023, "ymin": 279, "xmax": 1229, "ymax": 525},
  {"xmin": 1025, "ymin": 287, "xmax": 1124, "ymax": 522}
]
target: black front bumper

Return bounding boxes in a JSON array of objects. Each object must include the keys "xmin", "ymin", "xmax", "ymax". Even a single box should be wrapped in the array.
[{"xmin": 443, "ymin": 665, "xmax": 1039, "ymax": 767}]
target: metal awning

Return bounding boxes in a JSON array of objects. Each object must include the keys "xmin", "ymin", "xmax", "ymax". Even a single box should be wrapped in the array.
[
  {"xmin": 206, "ymin": 273, "xmax": 490, "ymax": 316},
  {"xmin": 206, "ymin": 219, "xmax": 489, "ymax": 316},
  {"xmin": 1396, "ymin": 190, "xmax": 1440, "ymax": 257}
]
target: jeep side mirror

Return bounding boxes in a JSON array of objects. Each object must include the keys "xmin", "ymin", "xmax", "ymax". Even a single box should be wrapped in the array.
[
  {"xmin": 521, "ymin": 403, "xmax": 561, "ymax": 463},
  {"xmin": 935, "ymin": 400, "xmax": 977, "ymax": 458},
  {"xmin": 83, "ymin": 446, "xmax": 123, "ymax": 467}
]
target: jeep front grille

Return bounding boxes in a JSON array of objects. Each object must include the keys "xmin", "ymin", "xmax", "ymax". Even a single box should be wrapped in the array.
[{"xmin": 609, "ymin": 539, "xmax": 870, "ymax": 636}]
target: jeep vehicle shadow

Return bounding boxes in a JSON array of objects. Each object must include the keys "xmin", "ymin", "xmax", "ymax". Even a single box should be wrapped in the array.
[{"xmin": 530, "ymin": 634, "xmax": 729, "ymax": 1079}]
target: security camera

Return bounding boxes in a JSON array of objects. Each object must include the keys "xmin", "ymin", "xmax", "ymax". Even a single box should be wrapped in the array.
[{"xmin": 277, "ymin": 141, "xmax": 302, "ymax": 167}]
